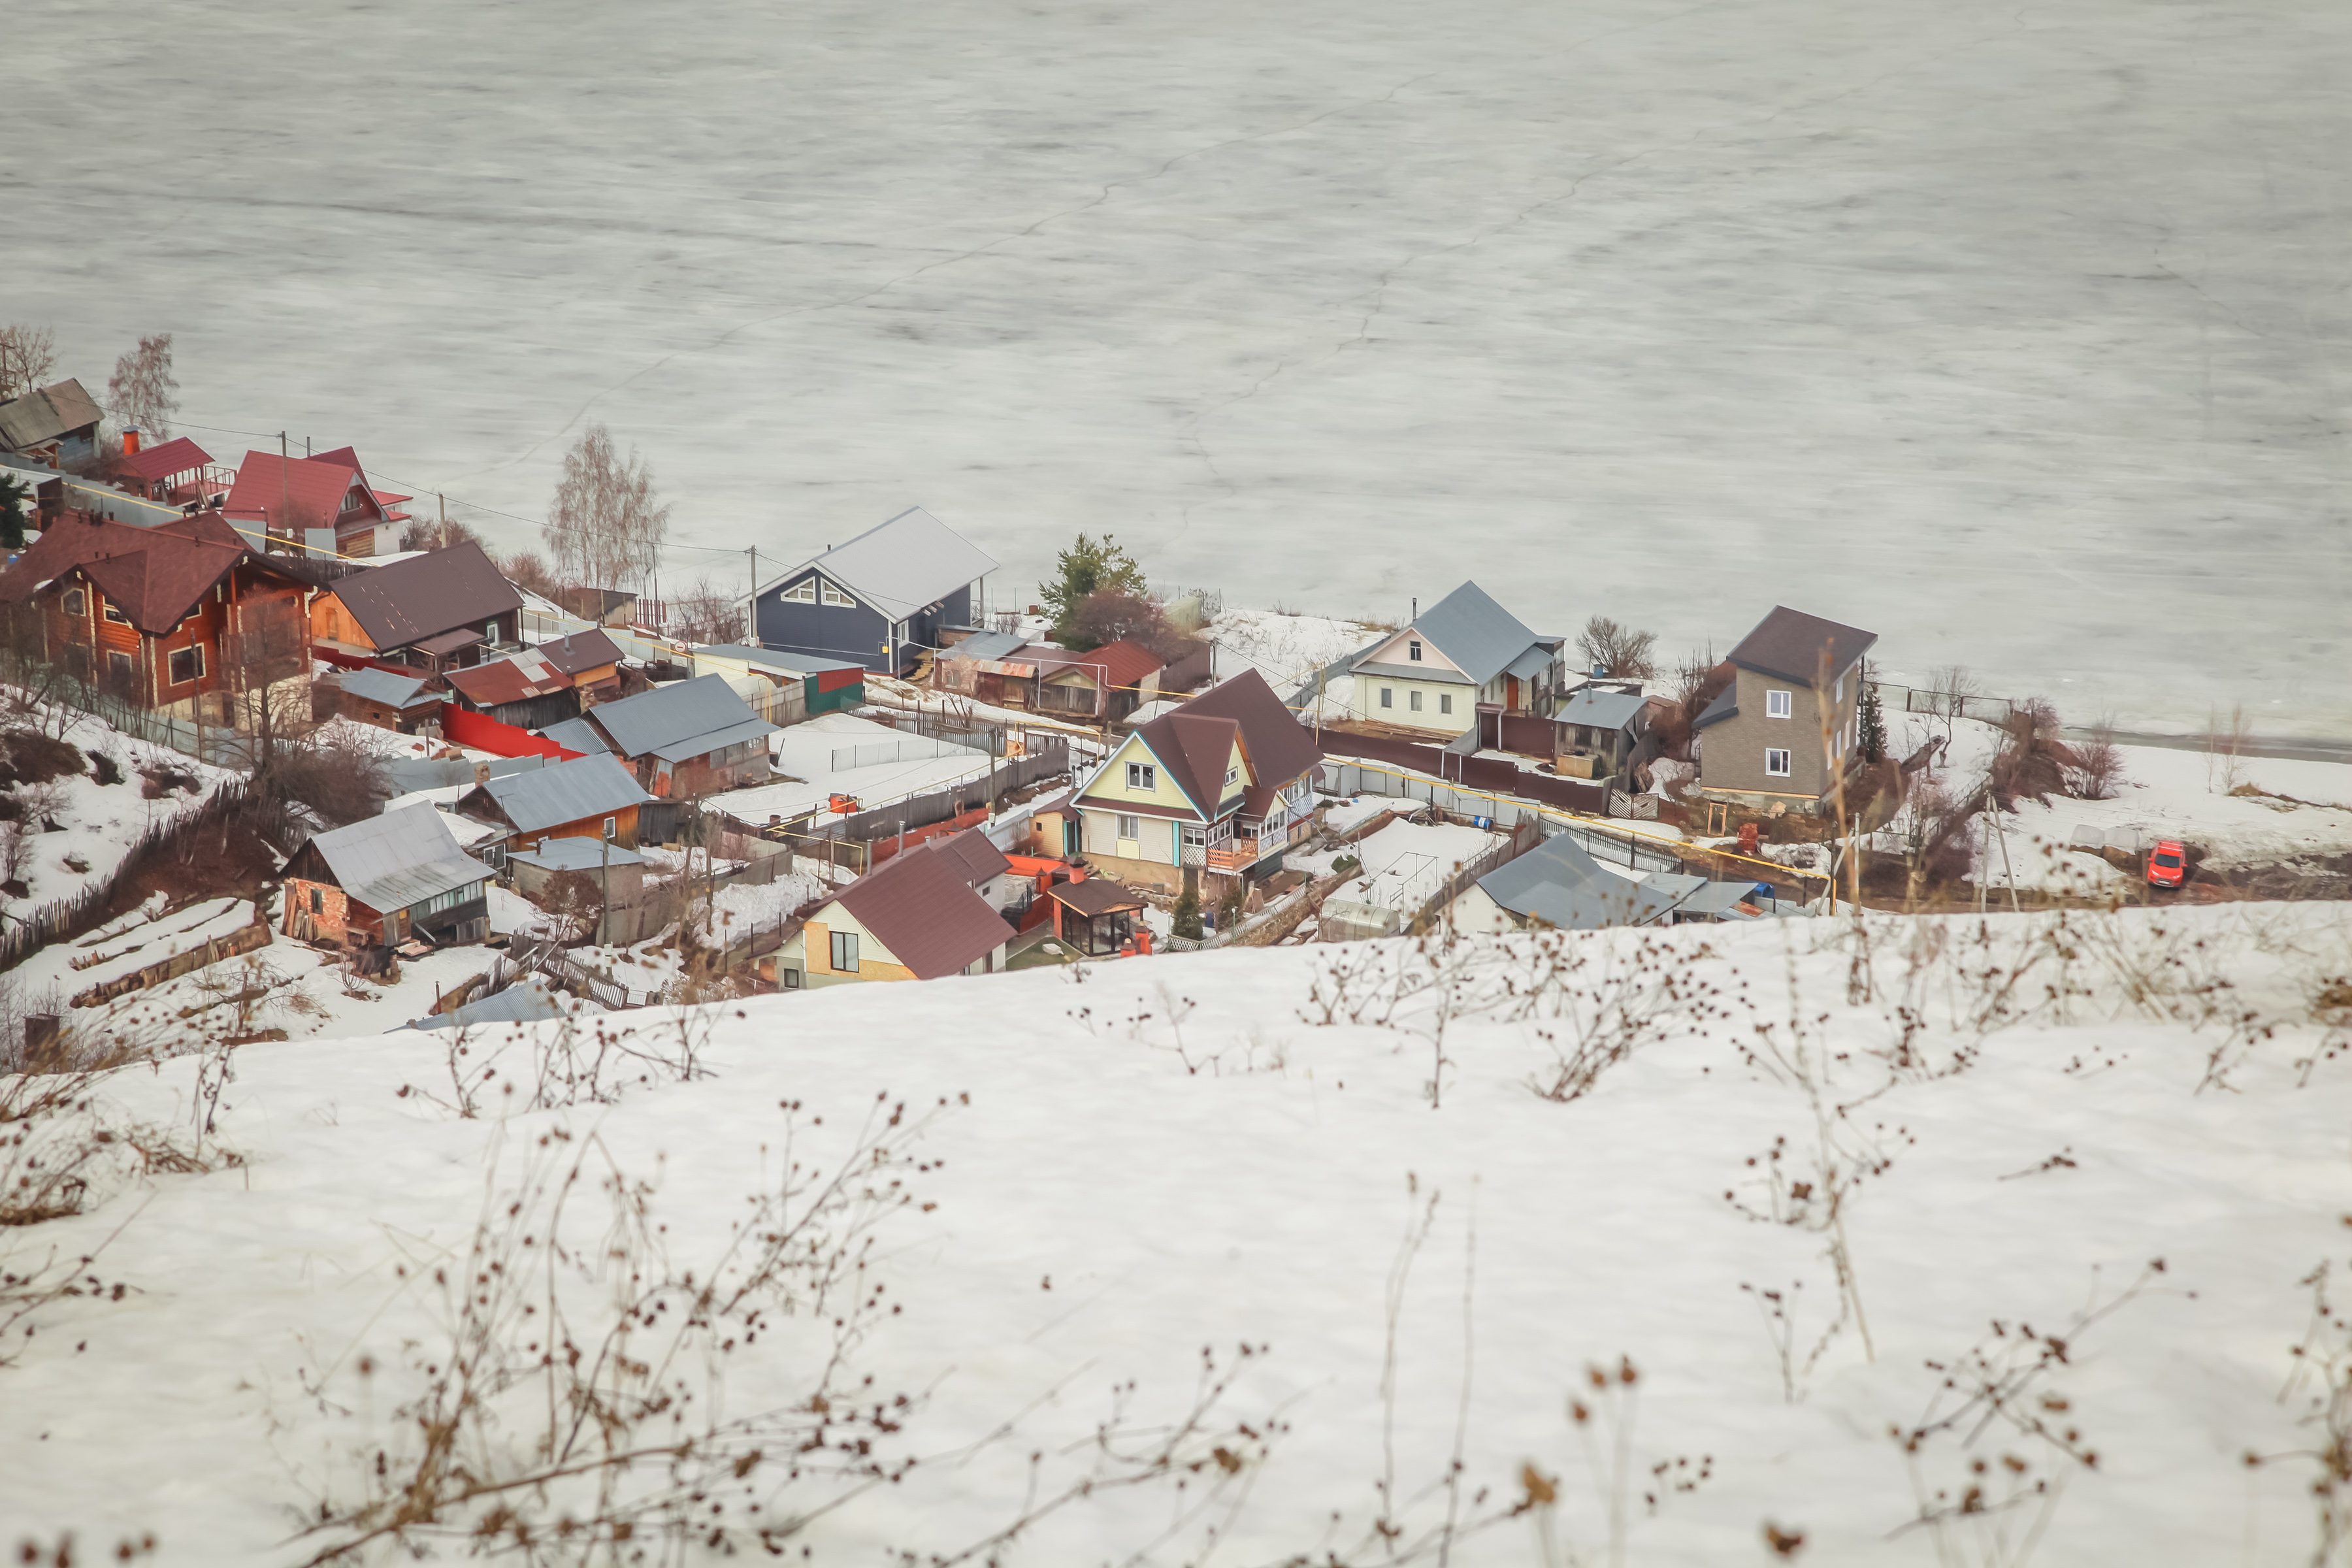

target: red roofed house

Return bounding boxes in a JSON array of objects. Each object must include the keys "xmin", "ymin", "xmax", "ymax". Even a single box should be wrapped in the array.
[
  {"xmin": 116, "ymin": 435, "xmax": 231, "ymax": 507},
  {"xmin": 775, "ymin": 829, "xmax": 1013, "ymax": 988},
  {"xmin": 0, "ymin": 510, "xmax": 318, "ymax": 730},
  {"xmin": 223, "ymin": 447, "xmax": 408, "ymax": 561},
  {"xmin": 1068, "ymin": 669, "xmax": 1324, "ymax": 894},
  {"xmin": 1031, "ymin": 638, "xmax": 1166, "ymax": 721},
  {"xmin": 442, "ymin": 630, "xmax": 625, "ymax": 730}
]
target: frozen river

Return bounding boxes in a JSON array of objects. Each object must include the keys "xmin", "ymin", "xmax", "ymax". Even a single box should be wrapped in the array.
[{"xmin": 4, "ymin": 0, "xmax": 2346, "ymax": 736}]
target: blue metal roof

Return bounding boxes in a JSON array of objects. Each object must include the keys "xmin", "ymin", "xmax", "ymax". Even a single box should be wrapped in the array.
[
  {"xmin": 478, "ymin": 753, "xmax": 654, "ymax": 833},
  {"xmin": 1411, "ymin": 582, "xmax": 1549, "ymax": 687}
]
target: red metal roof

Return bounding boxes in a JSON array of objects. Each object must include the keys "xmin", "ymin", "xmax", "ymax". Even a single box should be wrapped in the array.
[
  {"xmin": 119, "ymin": 436, "xmax": 212, "ymax": 484},
  {"xmin": 444, "ymin": 647, "xmax": 570, "ymax": 707},
  {"xmin": 1177, "ymin": 669, "xmax": 1323, "ymax": 789},
  {"xmin": 1124, "ymin": 709, "xmax": 1243, "ymax": 818},
  {"xmin": 927, "ymin": 827, "xmax": 1011, "ymax": 889},
  {"xmin": 222, "ymin": 451, "xmax": 373, "ymax": 532}
]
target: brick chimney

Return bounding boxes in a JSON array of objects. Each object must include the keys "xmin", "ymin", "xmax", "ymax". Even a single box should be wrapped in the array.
[{"xmin": 123, "ymin": 428, "xmax": 140, "ymax": 455}]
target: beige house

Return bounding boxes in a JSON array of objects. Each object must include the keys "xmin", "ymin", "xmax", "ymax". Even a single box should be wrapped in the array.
[
  {"xmin": 776, "ymin": 831, "xmax": 1011, "ymax": 988},
  {"xmin": 1693, "ymin": 606, "xmax": 1877, "ymax": 811},
  {"xmin": 1347, "ymin": 581, "xmax": 1560, "ymax": 738}
]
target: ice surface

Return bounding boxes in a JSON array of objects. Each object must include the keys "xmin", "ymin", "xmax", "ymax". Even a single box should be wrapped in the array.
[{"xmin": 3, "ymin": 0, "xmax": 2347, "ymax": 739}]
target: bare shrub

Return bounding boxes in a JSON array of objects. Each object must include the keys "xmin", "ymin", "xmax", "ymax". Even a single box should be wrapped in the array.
[
  {"xmin": 662, "ymin": 572, "xmax": 747, "ymax": 645},
  {"xmin": 1066, "ymin": 587, "xmax": 1188, "ymax": 659},
  {"xmin": 396, "ymin": 513, "xmax": 483, "ymax": 553},
  {"xmin": 2206, "ymin": 702, "xmax": 2253, "ymax": 794},
  {"xmin": 398, "ymin": 1007, "xmax": 713, "ymax": 1120},
  {"xmin": 1891, "ymin": 1260, "xmax": 2166, "ymax": 1566},
  {"xmin": 2065, "ymin": 718, "xmax": 2126, "ymax": 801},
  {"xmin": 543, "ymin": 423, "xmax": 669, "ymax": 594},
  {"xmin": 2249, "ymin": 1256, "xmax": 2352, "ymax": 1561},
  {"xmin": 1927, "ymin": 664, "xmax": 1983, "ymax": 742},
  {"xmin": 290, "ymin": 1099, "xmax": 1273, "ymax": 1564},
  {"xmin": 1574, "ymin": 615, "xmax": 1658, "ymax": 680},
  {"xmin": 1527, "ymin": 931, "xmax": 1739, "ymax": 1102},
  {"xmin": 105, "ymin": 333, "xmax": 178, "ymax": 438},
  {"xmin": 0, "ymin": 322, "xmax": 58, "ymax": 402},
  {"xmin": 500, "ymin": 550, "xmax": 560, "ymax": 600}
]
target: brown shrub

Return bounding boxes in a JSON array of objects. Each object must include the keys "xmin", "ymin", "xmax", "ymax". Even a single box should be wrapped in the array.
[{"xmin": 0, "ymin": 728, "xmax": 88, "ymax": 787}]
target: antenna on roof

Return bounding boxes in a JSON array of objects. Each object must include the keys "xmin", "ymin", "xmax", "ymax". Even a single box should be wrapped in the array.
[{"xmin": 1411, "ymin": 596, "xmax": 1417, "ymax": 622}]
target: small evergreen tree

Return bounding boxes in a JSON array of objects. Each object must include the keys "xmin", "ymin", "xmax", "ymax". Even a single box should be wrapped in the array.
[
  {"xmin": 1857, "ymin": 671, "xmax": 1886, "ymax": 764},
  {"xmin": 1216, "ymin": 879, "xmax": 1245, "ymax": 932},
  {"xmin": 1040, "ymin": 533, "xmax": 1147, "ymax": 641},
  {"xmin": 0, "ymin": 474, "xmax": 27, "ymax": 551},
  {"xmin": 1171, "ymin": 882, "xmax": 1203, "ymax": 939}
]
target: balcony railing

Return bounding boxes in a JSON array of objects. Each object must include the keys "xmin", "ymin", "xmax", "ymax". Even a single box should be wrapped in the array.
[{"xmin": 1205, "ymin": 838, "xmax": 1259, "ymax": 872}]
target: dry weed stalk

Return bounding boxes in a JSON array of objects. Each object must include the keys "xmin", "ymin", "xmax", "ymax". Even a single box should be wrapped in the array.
[
  {"xmin": 1890, "ymin": 1259, "xmax": 2168, "ymax": 1568},
  {"xmin": 1518, "ymin": 1355, "xmax": 1713, "ymax": 1568},
  {"xmin": 397, "ymin": 1009, "xmax": 716, "ymax": 1120},
  {"xmin": 2247, "ymin": 1257, "xmax": 2352, "ymax": 1564}
]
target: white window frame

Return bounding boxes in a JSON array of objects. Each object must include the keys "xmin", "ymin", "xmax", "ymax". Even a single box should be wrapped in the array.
[
  {"xmin": 1224, "ymin": 766, "xmax": 1239, "ymax": 786},
  {"xmin": 1835, "ymin": 674, "xmax": 1844, "ymax": 704},
  {"xmin": 1124, "ymin": 761, "xmax": 1155, "ymax": 791},
  {"xmin": 1766, "ymin": 688, "xmax": 1792, "ymax": 719},
  {"xmin": 820, "ymin": 581, "xmax": 855, "ymax": 608},
  {"xmin": 1765, "ymin": 748, "xmax": 1792, "ymax": 777},
  {"xmin": 1117, "ymin": 812, "xmax": 1141, "ymax": 842},
  {"xmin": 782, "ymin": 578, "xmax": 817, "ymax": 604},
  {"xmin": 1439, "ymin": 693, "xmax": 1452, "ymax": 715},
  {"xmin": 1407, "ymin": 639, "xmax": 1422, "ymax": 662},
  {"xmin": 1379, "ymin": 687, "xmax": 1393, "ymax": 709},
  {"xmin": 1409, "ymin": 689, "xmax": 1423, "ymax": 712},
  {"xmin": 101, "ymin": 602, "xmax": 127, "ymax": 625}
]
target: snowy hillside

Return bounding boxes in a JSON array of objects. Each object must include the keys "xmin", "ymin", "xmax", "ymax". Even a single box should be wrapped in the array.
[{"xmin": 8, "ymin": 904, "xmax": 2352, "ymax": 1564}]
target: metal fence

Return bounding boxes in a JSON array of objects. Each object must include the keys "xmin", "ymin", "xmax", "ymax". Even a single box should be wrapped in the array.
[
  {"xmin": 828, "ymin": 735, "xmax": 985, "ymax": 772},
  {"xmin": 1872, "ymin": 682, "xmax": 2014, "ymax": 726}
]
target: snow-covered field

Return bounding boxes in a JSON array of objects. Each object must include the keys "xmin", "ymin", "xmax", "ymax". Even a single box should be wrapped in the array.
[
  {"xmin": 7, "ymin": 904, "xmax": 2352, "ymax": 1563},
  {"xmin": 7, "ymin": 0, "xmax": 2346, "ymax": 737}
]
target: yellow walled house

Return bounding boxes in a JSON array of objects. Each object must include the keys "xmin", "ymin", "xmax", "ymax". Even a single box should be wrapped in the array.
[
  {"xmin": 1347, "ymin": 580, "xmax": 1562, "ymax": 738},
  {"xmin": 776, "ymin": 831, "xmax": 1012, "ymax": 988},
  {"xmin": 1071, "ymin": 670, "xmax": 1324, "ymax": 892}
]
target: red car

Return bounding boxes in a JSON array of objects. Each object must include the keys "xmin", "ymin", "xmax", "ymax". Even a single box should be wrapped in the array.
[{"xmin": 2147, "ymin": 840, "xmax": 2186, "ymax": 889}]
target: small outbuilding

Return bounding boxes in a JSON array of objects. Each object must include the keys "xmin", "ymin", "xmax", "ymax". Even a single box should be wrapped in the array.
[{"xmin": 281, "ymin": 804, "xmax": 493, "ymax": 949}]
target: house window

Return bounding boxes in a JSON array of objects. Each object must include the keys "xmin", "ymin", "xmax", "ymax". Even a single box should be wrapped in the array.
[
  {"xmin": 602, "ymin": 816, "xmax": 617, "ymax": 840},
  {"xmin": 1125, "ymin": 762, "xmax": 1155, "ymax": 791},
  {"xmin": 63, "ymin": 589, "xmax": 85, "ymax": 617},
  {"xmin": 783, "ymin": 579, "xmax": 817, "ymax": 604},
  {"xmin": 168, "ymin": 644, "xmax": 204, "ymax": 685},
  {"xmin": 1117, "ymin": 813, "xmax": 1141, "ymax": 842},
  {"xmin": 1224, "ymin": 766, "xmax": 1239, "ymax": 785},
  {"xmin": 1767, "ymin": 689, "xmax": 1791, "ymax": 719},
  {"xmin": 1440, "ymin": 694, "xmax": 1452, "ymax": 715},
  {"xmin": 1834, "ymin": 675, "xmax": 1844, "ymax": 704},
  {"xmin": 1409, "ymin": 690, "xmax": 1422, "ymax": 712},
  {"xmin": 106, "ymin": 651, "xmax": 133, "ymax": 681},
  {"xmin": 1408, "ymin": 639, "xmax": 1422, "ymax": 662},
  {"xmin": 102, "ymin": 603, "xmax": 127, "ymax": 625},
  {"xmin": 1765, "ymin": 748, "xmax": 1791, "ymax": 777},
  {"xmin": 781, "ymin": 967, "xmax": 802, "ymax": 988},
  {"xmin": 309, "ymin": 887, "xmax": 323, "ymax": 913},
  {"xmin": 830, "ymin": 930, "xmax": 858, "ymax": 972},
  {"xmin": 820, "ymin": 583, "xmax": 854, "ymax": 608},
  {"xmin": 1380, "ymin": 687, "xmax": 1392, "ymax": 709}
]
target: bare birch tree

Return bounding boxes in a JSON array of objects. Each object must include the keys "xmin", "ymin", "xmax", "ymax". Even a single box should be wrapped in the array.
[
  {"xmin": 543, "ymin": 423, "xmax": 669, "ymax": 593},
  {"xmin": 1576, "ymin": 615, "xmax": 1659, "ymax": 679},
  {"xmin": 106, "ymin": 333, "xmax": 178, "ymax": 437},
  {"xmin": 0, "ymin": 323, "xmax": 57, "ymax": 402}
]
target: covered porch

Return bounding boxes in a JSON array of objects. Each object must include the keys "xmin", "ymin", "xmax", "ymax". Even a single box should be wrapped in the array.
[{"xmin": 1045, "ymin": 878, "xmax": 1149, "ymax": 958}]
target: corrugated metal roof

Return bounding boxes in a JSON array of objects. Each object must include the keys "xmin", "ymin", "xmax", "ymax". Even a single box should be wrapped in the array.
[
  {"xmin": 0, "ymin": 380, "xmax": 102, "ymax": 449},
  {"xmin": 306, "ymin": 804, "xmax": 490, "ymax": 913},
  {"xmin": 120, "ymin": 436, "xmax": 212, "ymax": 483},
  {"xmin": 693, "ymin": 644, "xmax": 866, "ymax": 677},
  {"xmin": 1476, "ymin": 835, "xmax": 1679, "ymax": 930},
  {"xmin": 536, "ymin": 629, "xmax": 623, "ymax": 676},
  {"xmin": 1505, "ymin": 644, "xmax": 1555, "ymax": 682},
  {"xmin": 587, "ymin": 674, "xmax": 772, "ymax": 760},
  {"xmin": 509, "ymin": 837, "xmax": 646, "ymax": 872},
  {"xmin": 445, "ymin": 647, "xmax": 568, "ymax": 706},
  {"xmin": 830, "ymin": 843, "xmax": 1010, "ymax": 979},
  {"xmin": 648, "ymin": 715, "xmax": 775, "ymax": 763},
  {"xmin": 1556, "ymin": 687, "xmax": 1650, "ymax": 730},
  {"xmin": 940, "ymin": 629, "xmax": 1027, "ymax": 661},
  {"xmin": 759, "ymin": 506, "xmax": 998, "ymax": 623},
  {"xmin": 928, "ymin": 828, "xmax": 1011, "ymax": 888},
  {"xmin": 1411, "ymin": 581, "xmax": 1548, "ymax": 687},
  {"xmin": 1692, "ymin": 685, "xmax": 1740, "ymax": 730},
  {"xmin": 477, "ymin": 752, "xmax": 653, "ymax": 833},
  {"xmin": 340, "ymin": 667, "xmax": 436, "ymax": 709},
  {"xmin": 536, "ymin": 715, "xmax": 612, "ymax": 756},
  {"xmin": 1178, "ymin": 670, "xmax": 1323, "ymax": 790}
]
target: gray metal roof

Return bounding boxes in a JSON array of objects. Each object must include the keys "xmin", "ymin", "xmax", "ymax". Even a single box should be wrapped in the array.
[
  {"xmin": 340, "ymin": 667, "xmax": 436, "ymax": 709},
  {"xmin": 1475, "ymin": 834, "xmax": 1680, "ymax": 930},
  {"xmin": 758, "ymin": 506, "xmax": 998, "ymax": 623},
  {"xmin": 941, "ymin": 629, "xmax": 1027, "ymax": 661},
  {"xmin": 309, "ymin": 803, "xmax": 491, "ymax": 913},
  {"xmin": 1692, "ymin": 685, "xmax": 1740, "ymax": 730},
  {"xmin": 649, "ymin": 715, "xmax": 775, "ymax": 763},
  {"xmin": 1411, "ymin": 581, "xmax": 1548, "ymax": 687},
  {"xmin": 1354, "ymin": 659, "xmax": 1474, "ymax": 687},
  {"xmin": 537, "ymin": 715, "xmax": 612, "ymax": 756},
  {"xmin": 584, "ymin": 674, "xmax": 772, "ymax": 760},
  {"xmin": 0, "ymin": 380, "xmax": 102, "ymax": 449},
  {"xmin": 509, "ymin": 837, "xmax": 646, "ymax": 872},
  {"xmin": 407, "ymin": 979, "xmax": 574, "ymax": 1032},
  {"xmin": 478, "ymin": 752, "xmax": 653, "ymax": 833},
  {"xmin": 1506, "ymin": 644, "xmax": 1555, "ymax": 682},
  {"xmin": 1556, "ymin": 687, "xmax": 1650, "ymax": 730},
  {"xmin": 693, "ymin": 644, "xmax": 866, "ymax": 676}
]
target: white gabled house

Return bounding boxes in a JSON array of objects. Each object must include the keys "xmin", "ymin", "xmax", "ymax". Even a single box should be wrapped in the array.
[{"xmin": 1348, "ymin": 581, "xmax": 1562, "ymax": 737}]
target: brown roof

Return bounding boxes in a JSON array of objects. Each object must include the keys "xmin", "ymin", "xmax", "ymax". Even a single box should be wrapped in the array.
[
  {"xmin": 327, "ymin": 541, "xmax": 522, "ymax": 651},
  {"xmin": 444, "ymin": 647, "xmax": 570, "ymax": 706},
  {"xmin": 223, "ymin": 450, "xmax": 372, "ymax": 532},
  {"xmin": 830, "ymin": 845, "xmax": 1010, "ymax": 980},
  {"xmin": 0, "ymin": 510, "xmax": 304, "ymax": 634},
  {"xmin": 928, "ymin": 827, "xmax": 1011, "ymax": 888},
  {"xmin": 1125, "ymin": 709, "xmax": 1242, "ymax": 819},
  {"xmin": 1725, "ymin": 606, "xmax": 1879, "ymax": 687},
  {"xmin": 536, "ymin": 629, "xmax": 623, "ymax": 676},
  {"xmin": 1179, "ymin": 669, "xmax": 1323, "ymax": 789},
  {"xmin": 120, "ymin": 436, "xmax": 212, "ymax": 484},
  {"xmin": 1037, "ymin": 638, "xmax": 1163, "ymax": 693},
  {"xmin": 1047, "ymin": 878, "xmax": 1145, "ymax": 916}
]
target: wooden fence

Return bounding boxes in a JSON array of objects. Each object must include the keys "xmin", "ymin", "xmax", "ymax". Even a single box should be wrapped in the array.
[
  {"xmin": 0, "ymin": 781, "xmax": 250, "ymax": 973},
  {"xmin": 1313, "ymin": 728, "xmax": 1610, "ymax": 815},
  {"xmin": 71, "ymin": 913, "xmax": 271, "ymax": 1007}
]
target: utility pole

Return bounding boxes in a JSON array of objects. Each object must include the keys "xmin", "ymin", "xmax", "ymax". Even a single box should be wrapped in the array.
[
  {"xmin": 438, "ymin": 492, "xmax": 447, "ymax": 547},
  {"xmin": 747, "ymin": 545, "xmax": 757, "ymax": 645}
]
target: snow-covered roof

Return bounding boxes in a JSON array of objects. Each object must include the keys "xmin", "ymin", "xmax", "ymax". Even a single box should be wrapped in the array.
[
  {"xmin": 1556, "ymin": 687, "xmax": 1649, "ymax": 730},
  {"xmin": 510, "ymin": 837, "xmax": 646, "ymax": 872},
  {"xmin": 1475, "ymin": 835, "xmax": 1680, "ymax": 930},
  {"xmin": 584, "ymin": 674, "xmax": 774, "ymax": 762},
  {"xmin": 301, "ymin": 803, "xmax": 489, "ymax": 913},
  {"xmin": 758, "ymin": 506, "xmax": 998, "ymax": 623},
  {"xmin": 475, "ymin": 753, "xmax": 653, "ymax": 833},
  {"xmin": 340, "ymin": 667, "xmax": 436, "ymax": 710}
]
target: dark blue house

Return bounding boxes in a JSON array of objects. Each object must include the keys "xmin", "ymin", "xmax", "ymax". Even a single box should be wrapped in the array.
[{"xmin": 749, "ymin": 506, "xmax": 999, "ymax": 676}]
